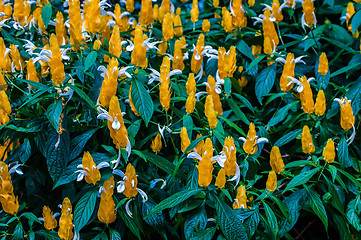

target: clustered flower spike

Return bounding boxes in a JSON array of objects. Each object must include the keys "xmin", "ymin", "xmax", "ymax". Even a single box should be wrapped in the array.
[
  {"xmin": 270, "ymin": 146, "xmax": 285, "ymax": 174},
  {"xmin": 239, "ymin": 123, "xmax": 268, "ymax": 155},
  {"xmin": 233, "ymin": 185, "xmax": 247, "ymax": 209},
  {"xmin": 196, "ymin": 138, "xmax": 215, "ymax": 187},
  {"xmin": 301, "ymin": 125, "xmax": 315, "ymax": 154},
  {"xmin": 49, "ymin": 34, "xmax": 65, "ymax": 86},
  {"xmin": 180, "ymin": 127, "xmax": 191, "ymax": 153},
  {"xmin": 334, "ymin": 97, "xmax": 355, "ymax": 131},
  {"xmin": 266, "ymin": 171, "xmax": 277, "ymax": 192},
  {"xmin": 0, "ymin": 161, "xmax": 19, "ymax": 215},
  {"xmin": 322, "ymin": 139, "xmax": 335, "ymax": 163},
  {"xmin": 204, "ymin": 95, "xmax": 218, "ymax": 129},
  {"xmin": 0, "ymin": 91, "xmax": 11, "ymax": 126},
  {"xmin": 151, "ymin": 132, "xmax": 162, "ymax": 153},
  {"xmin": 98, "ymin": 176, "xmax": 116, "ymax": 224},
  {"xmin": 42, "ymin": 206, "xmax": 57, "ymax": 230},
  {"xmin": 98, "ymin": 57, "xmax": 119, "ymax": 107},
  {"xmin": 222, "ymin": 136, "xmax": 237, "ymax": 176},
  {"xmin": 58, "ymin": 197, "xmax": 73, "ymax": 240}
]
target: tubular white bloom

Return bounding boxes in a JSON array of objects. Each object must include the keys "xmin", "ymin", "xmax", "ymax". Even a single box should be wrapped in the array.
[
  {"xmin": 125, "ymin": 199, "xmax": 133, "ymax": 218},
  {"xmin": 347, "ymin": 124, "xmax": 356, "ymax": 145},
  {"xmin": 195, "ymin": 64, "xmax": 204, "ymax": 80},
  {"xmin": 118, "ymin": 66, "xmax": 133, "ymax": 79},
  {"xmin": 195, "ymin": 91, "xmax": 207, "ymax": 101},
  {"xmin": 117, "ymin": 181, "xmax": 125, "ymax": 193},
  {"xmin": 149, "ymin": 178, "xmax": 167, "ymax": 189},
  {"xmin": 137, "ymin": 188, "xmax": 148, "ymax": 202},
  {"xmin": 143, "ymin": 38, "xmax": 162, "ymax": 51},
  {"xmin": 8, "ymin": 163, "xmax": 23, "ymax": 175},
  {"xmin": 187, "ymin": 152, "xmax": 202, "ymax": 160},
  {"xmin": 112, "ymin": 117, "xmax": 121, "ymax": 130},
  {"xmin": 113, "ymin": 169, "xmax": 125, "ymax": 178},
  {"xmin": 211, "ymin": 151, "xmax": 227, "ymax": 167},
  {"xmin": 227, "ymin": 163, "xmax": 240, "ymax": 187}
]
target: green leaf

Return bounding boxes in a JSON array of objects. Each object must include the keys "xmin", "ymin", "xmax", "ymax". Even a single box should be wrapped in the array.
[
  {"xmin": 11, "ymin": 223, "xmax": 24, "ymax": 240},
  {"xmin": 184, "ymin": 205, "xmax": 207, "ymax": 239},
  {"xmin": 219, "ymin": 116, "xmax": 246, "ymax": 137},
  {"xmin": 189, "ymin": 227, "xmax": 216, "ymax": 240},
  {"xmin": 45, "ymin": 99, "xmax": 63, "ymax": 131},
  {"xmin": 118, "ymin": 206, "xmax": 142, "ymax": 240},
  {"xmin": 68, "ymin": 84, "xmax": 96, "ymax": 110},
  {"xmin": 183, "ymin": 114, "xmax": 193, "ymax": 137},
  {"xmin": 346, "ymin": 196, "xmax": 361, "ymax": 231},
  {"xmin": 246, "ymin": 55, "xmax": 265, "ymax": 73},
  {"xmin": 46, "ymin": 129, "xmax": 70, "ymax": 182},
  {"xmin": 141, "ymin": 151, "xmax": 185, "ymax": 179},
  {"xmin": 263, "ymin": 202, "xmax": 278, "ymax": 238},
  {"xmin": 346, "ymin": 75, "xmax": 361, "ymax": 115},
  {"xmin": 328, "ymin": 165, "xmax": 337, "ymax": 182},
  {"xmin": 329, "ymin": 62, "xmax": 361, "ymax": 78},
  {"xmin": 69, "ymin": 128, "xmax": 98, "ymax": 161},
  {"xmin": 305, "ymin": 187, "xmax": 328, "ymax": 230},
  {"xmin": 109, "ymin": 228, "xmax": 122, "ymax": 240},
  {"xmin": 226, "ymin": 98, "xmax": 250, "ymax": 125},
  {"xmin": 338, "ymin": 136, "xmax": 352, "ymax": 168},
  {"xmin": 41, "ymin": 4, "xmax": 52, "ymax": 28},
  {"xmin": 213, "ymin": 193, "xmax": 248, "ymax": 240},
  {"xmin": 284, "ymin": 160, "xmax": 316, "ymax": 169},
  {"xmin": 141, "ymin": 200, "xmax": 166, "ymax": 238},
  {"xmin": 243, "ymin": 209, "xmax": 260, "ymax": 238},
  {"xmin": 255, "ymin": 64, "xmax": 277, "ymax": 104},
  {"xmin": 351, "ymin": 10, "xmax": 361, "ymax": 34},
  {"xmin": 73, "ymin": 189, "xmax": 97, "ymax": 232},
  {"xmin": 283, "ymin": 167, "xmax": 321, "ymax": 193},
  {"xmin": 236, "ymin": 40, "xmax": 254, "ymax": 60},
  {"xmin": 274, "ymin": 129, "xmax": 302, "ymax": 147},
  {"xmin": 131, "ymin": 78, "xmax": 154, "ymax": 126},
  {"xmin": 20, "ymin": 212, "xmax": 41, "ymax": 224},
  {"xmin": 84, "ymin": 51, "xmax": 97, "ymax": 72},
  {"xmin": 146, "ymin": 188, "xmax": 203, "ymax": 217},
  {"xmin": 224, "ymin": 77, "xmax": 232, "ymax": 98},
  {"xmin": 267, "ymin": 102, "xmax": 297, "ymax": 129}
]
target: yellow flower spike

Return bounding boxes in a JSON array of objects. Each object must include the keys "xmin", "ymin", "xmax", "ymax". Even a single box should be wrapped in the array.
[
  {"xmin": 123, "ymin": 163, "xmax": 138, "ymax": 198},
  {"xmin": 69, "ymin": 0, "xmax": 84, "ymax": 50},
  {"xmin": 153, "ymin": 4, "xmax": 159, "ymax": 21},
  {"xmin": 213, "ymin": 0, "xmax": 219, "ymax": 7},
  {"xmin": 55, "ymin": 12, "xmax": 68, "ymax": 45},
  {"xmin": 43, "ymin": 206, "xmax": 57, "ymax": 230},
  {"xmin": 272, "ymin": 0, "xmax": 283, "ymax": 22},
  {"xmin": 299, "ymin": 76, "xmax": 315, "ymax": 114},
  {"xmin": 82, "ymin": 152, "xmax": 101, "ymax": 185},
  {"xmin": 238, "ymin": 76, "xmax": 248, "ymax": 88},
  {"xmin": 84, "ymin": 0, "xmax": 101, "ymax": 34},
  {"xmin": 263, "ymin": 36, "xmax": 273, "ymax": 55},
  {"xmin": 322, "ymin": 139, "xmax": 335, "ymax": 163},
  {"xmin": 280, "ymin": 53, "xmax": 295, "ymax": 92},
  {"xmin": 159, "ymin": 56, "xmax": 172, "ymax": 111},
  {"xmin": 0, "ymin": 38, "xmax": 11, "ymax": 72},
  {"xmin": 173, "ymin": 40, "xmax": 184, "ymax": 71},
  {"xmin": 158, "ymin": 6, "xmax": 165, "ymax": 23},
  {"xmin": 13, "ymin": 0, "xmax": 31, "ymax": 26},
  {"xmin": 215, "ymin": 168, "xmax": 226, "ymax": 189},
  {"xmin": 197, "ymin": 138, "xmax": 214, "ymax": 187},
  {"xmin": 205, "ymin": 95, "xmax": 218, "ymax": 129},
  {"xmin": 232, "ymin": 0, "xmax": 247, "ymax": 28},
  {"xmin": 223, "ymin": 136, "xmax": 237, "ymax": 176},
  {"xmin": 180, "ymin": 36, "xmax": 187, "ymax": 49},
  {"xmin": 315, "ymin": 90, "xmax": 326, "ymax": 116},
  {"xmin": 302, "ymin": 0, "xmax": 316, "ymax": 28},
  {"xmin": 108, "ymin": 96, "xmax": 129, "ymax": 149},
  {"xmin": 0, "ymin": 193, "xmax": 19, "ymax": 215},
  {"xmin": 99, "ymin": 57, "xmax": 119, "ymax": 107},
  {"xmin": 37, "ymin": 14, "xmax": 47, "ymax": 34},
  {"xmin": 126, "ymin": 0, "xmax": 134, "ymax": 13},
  {"xmin": 318, "ymin": 52, "xmax": 328, "ymax": 76},
  {"xmin": 248, "ymin": 0, "xmax": 255, "ymax": 7},
  {"xmin": 106, "ymin": 25, "xmax": 122, "ymax": 62},
  {"xmin": 58, "ymin": 197, "xmax": 73, "ymax": 240},
  {"xmin": 233, "ymin": 185, "xmax": 247, "ymax": 209},
  {"xmin": 173, "ymin": 14, "xmax": 183, "ymax": 37},
  {"xmin": 26, "ymin": 59, "xmax": 39, "ymax": 89},
  {"xmin": 114, "ymin": 5, "xmax": 130, "ymax": 32},
  {"xmin": 151, "ymin": 132, "xmax": 162, "ymax": 153},
  {"xmin": 301, "ymin": 125, "xmax": 315, "ymax": 154},
  {"xmin": 186, "ymin": 73, "xmax": 196, "ymax": 95},
  {"xmin": 0, "ymin": 91, "xmax": 11, "ymax": 126},
  {"xmin": 129, "ymin": 84, "xmax": 139, "ymax": 116},
  {"xmin": 49, "ymin": 34, "xmax": 65, "ymax": 86},
  {"xmin": 157, "ymin": 39, "xmax": 167, "ymax": 55},
  {"xmin": 224, "ymin": 46, "xmax": 237, "ymax": 78},
  {"xmin": 202, "ymin": 19, "xmax": 210, "ymax": 33},
  {"xmin": 346, "ymin": 3, "xmax": 355, "ymax": 26},
  {"xmin": 131, "ymin": 25, "xmax": 148, "ymax": 69},
  {"xmin": 206, "ymin": 75, "xmax": 223, "ymax": 116},
  {"xmin": 222, "ymin": 7, "xmax": 234, "ymax": 33},
  {"xmin": 218, "ymin": 47, "xmax": 226, "ymax": 79},
  {"xmin": 161, "ymin": 0, "xmax": 171, "ymax": 13},
  {"xmin": 266, "ymin": 171, "xmax": 277, "ymax": 192},
  {"xmin": 98, "ymin": 176, "xmax": 116, "ymax": 225},
  {"xmin": 336, "ymin": 98, "xmax": 355, "ymax": 131},
  {"xmin": 176, "ymin": 7, "xmax": 181, "ymax": 15},
  {"xmin": 186, "ymin": 92, "xmax": 196, "ymax": 114},
  {"xmin": 39, "ymin": 45, "xmax": 50, "ymax": 77},
  {"xmin": 252, "ymin": 45, "xmax": 262, "ymax": 58},
  {"xmin": 270, "ymin": 146, "xmax": 285, "ymax": 174},
  {"xmin": 243, "ymin": 123, "xmax": 258, "ymax": 155},
  {"xmin": 191, "ymin": 0, "xmax": 199, "ymax": 23},
  {"xmin": 10, "ymin": 44, "xmax": 25, "ymax": 72},
  {"xmin": 194, "ymin": 134, "xmax": 204, "ymax": 155},
  {"xmin": 162, "ymin": 13, "xmax": 174, "ymax": 41},
  {"xmin": 191, "ymin": 34, "xmax": 204, "ymax": 74},
  {"xmin": 139, "ymin": 0, "xmax": 154, "ymax": 26},
  {"xmin": 181, "ymin": 127, "xmax": 191, "ymax": 153},
  {"xmin": 263, "ymin": 9, "xmax": 279, "ymax": 47},
  {"xmin": 93, "ymin": 40, "xmax": 101, "ymax": 51}
]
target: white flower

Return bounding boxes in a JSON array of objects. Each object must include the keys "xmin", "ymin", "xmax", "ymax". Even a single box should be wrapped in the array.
[{"xmin": 76, "ymin": 162, "xmax": 110, "ymax": 182}]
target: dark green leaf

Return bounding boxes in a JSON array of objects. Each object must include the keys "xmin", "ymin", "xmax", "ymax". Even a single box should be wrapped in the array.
[
  {"xmin": 346, "ymin": 196, "xmax": 361, "ymax": 231},
  {"xmin": 255, "ymin": 64, "xmax": 277, "ymax": 104},
  {"xmin": 263, "ymin": 202, "xmax": 278, "ymax": 238},
  {"xmin": 45, "ymin": 99, "xmax": 62, "ymax": 131},
  {"xmin": 226, "ymin": 98, "xmax": 250, "ymax": 125},
  {"xmin": 41, "ymin": 4, "xmax": 52, "ymax": 28},
  {"xmin": 338, "ymin": 137, "xmax": 352, "ymax": 168},
  {"xmin": 84, "ymin": 51, "xmax": 97, "ymax": 72},
  {"xmin": 184, "ymin": 205, "xmax": 207, "ymax": 239},
  {"xmin": 351, "ymin": 10, "xmax": 361, "ymax": 34},
  {"xmin": 131, "ymin": 78, "xmax": 154, "ymax": 126},
  {"xmin": 274, "ymin": 129, "xmax": 302, "ymax": 147},
  {"xmin": 68, "ymin": 84, "xmax": 96, "ymax": 110},
  {"xmin": 20, "ymin": 212, "xmax": 41, "ymax": 224},
  {"xmin": 109, "ymin": 229, "xmax": 122, "ymax": 240},
  {"xmin": 267, "ymin": 102, "xmax": 297, "ymax": 129},
  {"xmin": 69, "ymin": 128, "xmax": 98, "ymax": 161},
  {"xmin": 146, "ymin": 188, "xmax": 203, "ymax": 217},
  {"xmin": 224, "ymin": 77, "xmax": 232, "ymax": 98},
  {"xmin": 236, "ymin": 40, "xmax": 254, "ymax": 60},
  {"xmin": 305, "ymin": 187, "xmax": 328, "ymax": 230},
  {"xmin": 73, "ymin": 189, "xmax": 97, "ymax": 232},
  {"xmin": 283, "ymin": 167, "xmax": 321, "ymax": 192}
]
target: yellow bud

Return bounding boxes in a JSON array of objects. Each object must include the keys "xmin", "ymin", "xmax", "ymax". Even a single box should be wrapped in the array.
[
  {"xmin": 82, "ymin": 151, "xmax": 101, "ymax": 185},
  {"xmin": 266, "ymin": 171, "xmax": 277, "ymax": 191},
  {"xmin": 322, "ymin": 139, "xmax": 335, "ymax": 163},
  {"xmin": 93, "ymin": 39, "xmax": 101, "ymax": 50},
  {"xmin": 191, "ymin": 0, "xmax": 199, "ymax": 23},
  {"xmin": 181, "ymin": 127, "xmax": 191, "ymax": 153},
  {"xmin": 43, "ymin": 206, "xmax": 57, "ymax": 230},
  {"xmin": 301, "ymin": 125, "xmax": 315, "ymax": 154},
  {"xmin": 123, "ymin": 164, "xmax": 139, "ymax": 198},
  {"xmin": 58, "ymin": 198, "xmax": 73, "ymax": 240},
  {"xmin": 338, "ymin": 98, "xmax": 355, "ymax": 131},
  {"xmin": 162, "ymin": 13, "xmax": 174, "ymax": 41},
  {"xmin": 215, "ymin": 168, "xmax": 226, "ymax": 189},
  {"xmin": 151, "ymin": 133, "xmax": 162, "ymax": 153},
  {"xmin": 318, "ymin": 52, "xmax": 328, "ymax": 76},
  {"xmin": 270, "ymin": 146, "xmax": 285, "ymax": 174},
  {"xmin": 223, "ymin": 136, "xmax": 237, "ymax": 176},
  {"xmin": 186, "ymin": 92, "xmax": 196, "ymax": 114},
  {"xmin": 243, "ymin": 123, "xmax": 258, "ymax": 155},
  {"xmin": 205, "ymin": 95, "xmax": 218, "ymax": 129},
  {"xmin": 314, "ymin": 90, "xmax": 326, "ymax": 116},
  {"xmin": 238, "ymin": 76, "xmax": 248, "ymax": 88},
  {"xmin": 202, "ymin": 19, "xmax": 210, "ymax": 33},
  {"xmin": 233, "ymin": 185, "xmax": 247, "ymax": 209},
  {"xmin": 197, "ymin": 138, "xmax": 214, "ymax": 187}
]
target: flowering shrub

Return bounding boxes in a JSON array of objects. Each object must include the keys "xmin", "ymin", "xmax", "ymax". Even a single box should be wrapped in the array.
[{"xmin": 0, "ymin": 0, "xmax": 361, "ymax": 239}]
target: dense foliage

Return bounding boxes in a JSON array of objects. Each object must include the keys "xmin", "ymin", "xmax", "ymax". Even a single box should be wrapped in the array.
[{"xmin": 0, "ymin": 0, "xmax": 361, "ymax": 239}]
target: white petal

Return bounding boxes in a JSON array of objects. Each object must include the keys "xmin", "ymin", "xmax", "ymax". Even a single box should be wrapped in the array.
[
  {"xmin": 211, "ymin": 151, "xmax": 227, "ymax": 167},
  {"xmin": 187, "ymin": 152, "xmax": 202, "ymax": 160},
  {"xmin": 77, "ymin": 172, "xmax": 85, "ymax": 181},
  {"xmin": 227, "ymin": 163, "xmax": 240, "ymax": 187},
  {"xmin": 112, "ymin": 118, "xmax": 121, "ymax": 130},
  {"xmin": 256, "ymin": 137, "xmax": 269, "ymax": 144},
  {"xmin": 126, "ymin": 137, "xmax": 132, "ymax": 158},
  {"xmin": 113, "ymin": 169, "xmax": 125, "ymax": 178},
  {"xmin": 137, "ymin": 188, "xmax": 148, "ymax": 202},
  {"xmin": 97, "ymin": 162, "xmax": 110, "ymax": 169},
  {"xmin": 239, "ymin": 137, "xmax": 247, "ymax": 143},
  {"xmin": 97, "ymin": 113, "xmax": 113, "ymax": 121},
  {"xmin": 125, "ymin": 199, "xmax": 133, "ymax": 218},
  {"xmin": 117, "ymin": 181, "xmax": 125, "ymax": 193}
]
